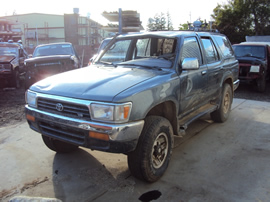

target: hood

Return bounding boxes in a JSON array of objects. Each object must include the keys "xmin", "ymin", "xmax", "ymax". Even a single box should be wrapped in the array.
[
  {"xmin": 30, "ymin": 65, "xmax": 162, "ymax": 102},
  {"xmin": 25, "ymin": 55, "xmax": 72, "ymax": 63},
  {"xmin": 0, "ymin": 55, "xmax": 15, "ymax": 63},
  {"xmin": 236, "ymin": 56, "xmax": 264, "ymax": 65}
]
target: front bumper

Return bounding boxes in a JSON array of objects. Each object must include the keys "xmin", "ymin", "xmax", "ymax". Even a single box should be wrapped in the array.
[{"xmin": 25, "ymin": 105, "xmax": 144, "ymax": 153}]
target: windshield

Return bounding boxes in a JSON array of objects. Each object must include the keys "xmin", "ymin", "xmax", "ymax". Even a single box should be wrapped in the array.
[
  {"xmin": 233, "ymin": 45, "xmax": 266, "ymax": 59},
  {"xmin": 97, "ymin": 37, "xmax": 176, "ymax": 68},
  {"xmin": 33, "ymin": 44, "xmax": 74, "ymax": 57},
  {"xmin": 0, "ymin": 47, "xmax": 18, "ymax": 57}
]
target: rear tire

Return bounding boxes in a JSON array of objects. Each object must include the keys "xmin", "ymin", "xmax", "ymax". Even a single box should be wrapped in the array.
[
  {"xmin": 11, "ymin": 69, "xmax": 20, "ymax": 88},
  {"xmin": 42, "ymin": 135, "xmax": 78, "ymax": 153},
  {"xmin": 211, "ymin": 83, "xmax": 232, "ymax": 123},
  {"xmin": 127, "ymin": 116, "xmax": 173, "ymax": 182},
  {"xmin": 257, "ymin": 71, "xmax": 266, "ymax": 92}
]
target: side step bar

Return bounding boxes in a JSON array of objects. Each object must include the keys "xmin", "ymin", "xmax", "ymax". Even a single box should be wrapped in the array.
[{"xmin": 178, "ymin": 104, "xmax": 218, "ymax": 136}]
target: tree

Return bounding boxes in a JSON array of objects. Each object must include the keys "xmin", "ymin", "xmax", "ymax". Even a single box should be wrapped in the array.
[
  {"xmin": 179, "ymin": 22, "xmax": 189, "ymax": 30},
  {"xmin": 147, "ymin": 12, "xmax": 173, "ymax": 31},
  {"xmin": 247, "ymin": 0, "xmax": 270, "ymax": 35},
  {"xmin": 179, "ymin": 19, "xmax": 210, "ymax": 31},
  {"xmin": 166, "ymin": 12, "xmax": 174, "ymax": 30},
  {"xmin": 211, "ymin": 0, "xmax": 270, "ymax": 43}
]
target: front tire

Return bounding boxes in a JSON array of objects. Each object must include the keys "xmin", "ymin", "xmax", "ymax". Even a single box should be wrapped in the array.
[
  {"xmin": 257, "ymin": 71, "xmax": 266, "ymax": 92},
  {"xmin": 42, "ymin": 135, "xmax": 78, "ymax": 153},
  {"xmin": 127, "ymin": 116, "xmax": 174, "ymax": 182},
  {"xmin": 211, "ymin": 83, "xmax": 232, "ymax": 123}
]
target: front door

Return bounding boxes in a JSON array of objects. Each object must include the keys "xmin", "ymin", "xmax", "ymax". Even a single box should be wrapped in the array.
[{"xmin": 179, "ymin": 36, "xmax": 208, "ymax": 118}]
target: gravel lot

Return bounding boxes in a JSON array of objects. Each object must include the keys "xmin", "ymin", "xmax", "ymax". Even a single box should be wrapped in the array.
[{"xmin": 0, "ymin": 80, "xmax": 270, "ymax": 128}]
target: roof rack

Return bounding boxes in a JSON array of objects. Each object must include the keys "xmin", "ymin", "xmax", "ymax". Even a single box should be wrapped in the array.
[{"xmin": 187, "ymin": 20, "xmax": 219, "ymax": 33}]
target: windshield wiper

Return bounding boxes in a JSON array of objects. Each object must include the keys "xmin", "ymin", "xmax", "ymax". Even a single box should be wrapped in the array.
[
  {"xmin": 117, "ymin": 63, "xmax": 162, "ymax": 70},
  {"xmin": 157, "ymin": 53, "xmax": 175, "ymax": 61},
  {"xmin": 95, "ymin": 61, "xmax": 117, "ymax": 67}
]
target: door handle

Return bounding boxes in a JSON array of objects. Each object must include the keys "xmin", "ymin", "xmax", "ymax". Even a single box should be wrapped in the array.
[{"xmin": 201, "ymin": 70, "xmax": 207, "ymax": 75}]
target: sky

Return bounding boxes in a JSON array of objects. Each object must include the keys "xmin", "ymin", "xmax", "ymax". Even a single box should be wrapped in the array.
[{"xmin": 0, "ymin": 0, "xmax": 227, "ymax": 29}]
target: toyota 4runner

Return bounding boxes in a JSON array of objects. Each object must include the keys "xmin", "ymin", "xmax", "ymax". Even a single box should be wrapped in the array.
[{"xmin": 25, "ymin": 31, "xmax": 239, "ymax": 182}]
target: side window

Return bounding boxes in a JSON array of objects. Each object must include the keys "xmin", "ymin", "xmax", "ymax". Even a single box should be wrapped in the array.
[
  {"xmin": 136, "ymin": 38, "xmax": 151, "ymax": 57},
  {"xmin": 201, "ymin": 38, "xmax": 219, "ymax": 63},
  {"xmin": 181, "ymin": 37, "xmax": 202, "ymax": 65},
  {"xmin": 214, "ymin": 35, "xmax": 234, "ymax": 58}
]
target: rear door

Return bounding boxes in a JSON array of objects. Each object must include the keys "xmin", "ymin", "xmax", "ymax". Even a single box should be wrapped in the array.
[{"xmin": 200, "ymin": 36, "xmax": 223, "ymax": 99}]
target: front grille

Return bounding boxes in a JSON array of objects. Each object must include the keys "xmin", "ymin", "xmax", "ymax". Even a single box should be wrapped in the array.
[
  {"xmin": 239, "ymin": 65, "xmax": 251, "ymax": 77},
  {"xmin": 35, "ymin": 61, "xmax": 61, "ymax": 67},
  {"xmin": 37, "ymin": 97, "xmax": 91, "ymax": 119},
  {"xmin": 39, "ymin": 121, "xmax": 86, "ymax": 145},
  {"xmin": 0, "ymin": 64, "xmax": 11, "ymax": 70}
]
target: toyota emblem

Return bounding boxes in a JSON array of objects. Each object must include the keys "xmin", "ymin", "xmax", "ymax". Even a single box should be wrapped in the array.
[{"xmin": 56, "ymin": 103, "xmax": 64, "ymax": 111}]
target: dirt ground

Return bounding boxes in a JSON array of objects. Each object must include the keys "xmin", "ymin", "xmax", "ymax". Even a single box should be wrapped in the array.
[{"xmin": 1, "ymin": 80, "xmax": 270, "ymax": 128}]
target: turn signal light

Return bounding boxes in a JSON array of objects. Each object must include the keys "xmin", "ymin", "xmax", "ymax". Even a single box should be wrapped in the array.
[
  {"xmin": 89, "ymin": 131, "xmax": 109, "ymax": 141},
  {"xmin": 26, "ymin": 114, "xmax": 35, "ymax": 122}
]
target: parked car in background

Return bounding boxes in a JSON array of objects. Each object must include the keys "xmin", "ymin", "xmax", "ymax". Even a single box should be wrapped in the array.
[
  {"xmin": 0, "ymin": 42, "xmax": 28, "ymax": 88},
  {"xmin": 24, "ymin": 42, "xmax": 81, "ymax": 90},
  {"xmin": 233, "ymin": 42, "xmax": 270, "ymax": 92}
]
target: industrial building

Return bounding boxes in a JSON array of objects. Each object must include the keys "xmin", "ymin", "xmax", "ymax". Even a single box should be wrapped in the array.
[
  {"xmin": 0, "ymin": 9, "xmax": 110, "ymax": 66},
  {"xmin": 0, "ymin": 9, "xmax": 143, "ymax": 66}
]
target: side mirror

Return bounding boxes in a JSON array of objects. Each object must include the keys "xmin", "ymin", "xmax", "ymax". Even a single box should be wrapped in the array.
[
  {"xmin": 28, "ymin": 54, "xmax": 33, "ymax": 58},
  {"xmin": 181, "ymin": 58, "xmax": 199, "ymax": 70}
]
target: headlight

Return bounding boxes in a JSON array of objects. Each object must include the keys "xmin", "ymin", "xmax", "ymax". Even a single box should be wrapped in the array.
[
  {"xmin": 250, "ymin": 65, "xmax": 260, "ymax": 73},
  {"xmin": 90, "ymin": 102, "xmax": 132, "ymax": 123},
  {"xmin": 25, "ymin": 91, "xmax": 37, "ymax": 108}
]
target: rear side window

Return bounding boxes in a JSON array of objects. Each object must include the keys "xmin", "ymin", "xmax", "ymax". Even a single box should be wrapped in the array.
[
  {"xmin": 201, "ymin": 38, "xmax": 219, "ymax": 63},
  {"xmin": 214, "ymin": 35, "xmax": 234, "ymax": 58},
  {"xmin": 181, "ymin": 37, "xmax": 202, "ymax": 65}
]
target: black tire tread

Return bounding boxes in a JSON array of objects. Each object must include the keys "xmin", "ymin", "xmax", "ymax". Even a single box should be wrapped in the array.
[
  {"xmin": 211, "ymin": 83, "xmax": 232, "ymax": 123},
  {"xmin": 127, "ymin": 116, "xmax": 173, "ymax": 182}
]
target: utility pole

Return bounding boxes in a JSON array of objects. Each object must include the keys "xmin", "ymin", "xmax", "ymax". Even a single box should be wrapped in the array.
[{"xmin": 118, "ymin": 8, "xmax": 122, "ymax": 34}]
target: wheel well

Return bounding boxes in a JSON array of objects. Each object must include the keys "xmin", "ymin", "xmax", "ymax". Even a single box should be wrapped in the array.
[
  {"xmin": 146, "ymin": 101, "xmax": 178, "ymax": 135},
  {"xmin": 223, "ymin": 77, "xmax": 233, "ymax": 94}
]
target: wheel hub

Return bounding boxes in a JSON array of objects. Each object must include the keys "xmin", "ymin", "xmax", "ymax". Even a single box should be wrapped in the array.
[{"xmin": 152, "ymin": 132, "xmax": 169, "ymax": 169}]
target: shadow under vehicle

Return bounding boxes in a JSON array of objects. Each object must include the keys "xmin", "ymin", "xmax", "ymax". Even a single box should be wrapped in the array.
[
  {"xmin": 24, "ymin": 42, "xmax": 81, "ymax": 90},
  {"xmin": 0, "ymin": 42, "xmax": 28, "ymax": 88},
  {"xmin": 233, "ymin": 42, "xmax": 270, "ymax": 92}
]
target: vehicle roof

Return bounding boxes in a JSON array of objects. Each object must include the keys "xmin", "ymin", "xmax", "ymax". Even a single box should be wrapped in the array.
[
  {"xmin": 238, "ymin": 42, "xmax": 270, "ymax": 46},
  {"xmin": 36, "ymin": 42, "xmax": 73, "ymax": 48},
  {"xmin": 118, "ymin": 30, "xmax": 224, "ymax": 39},
  {"xmin": 0, "ymin": 42, "xmax": 21, "ymax": 48}
]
